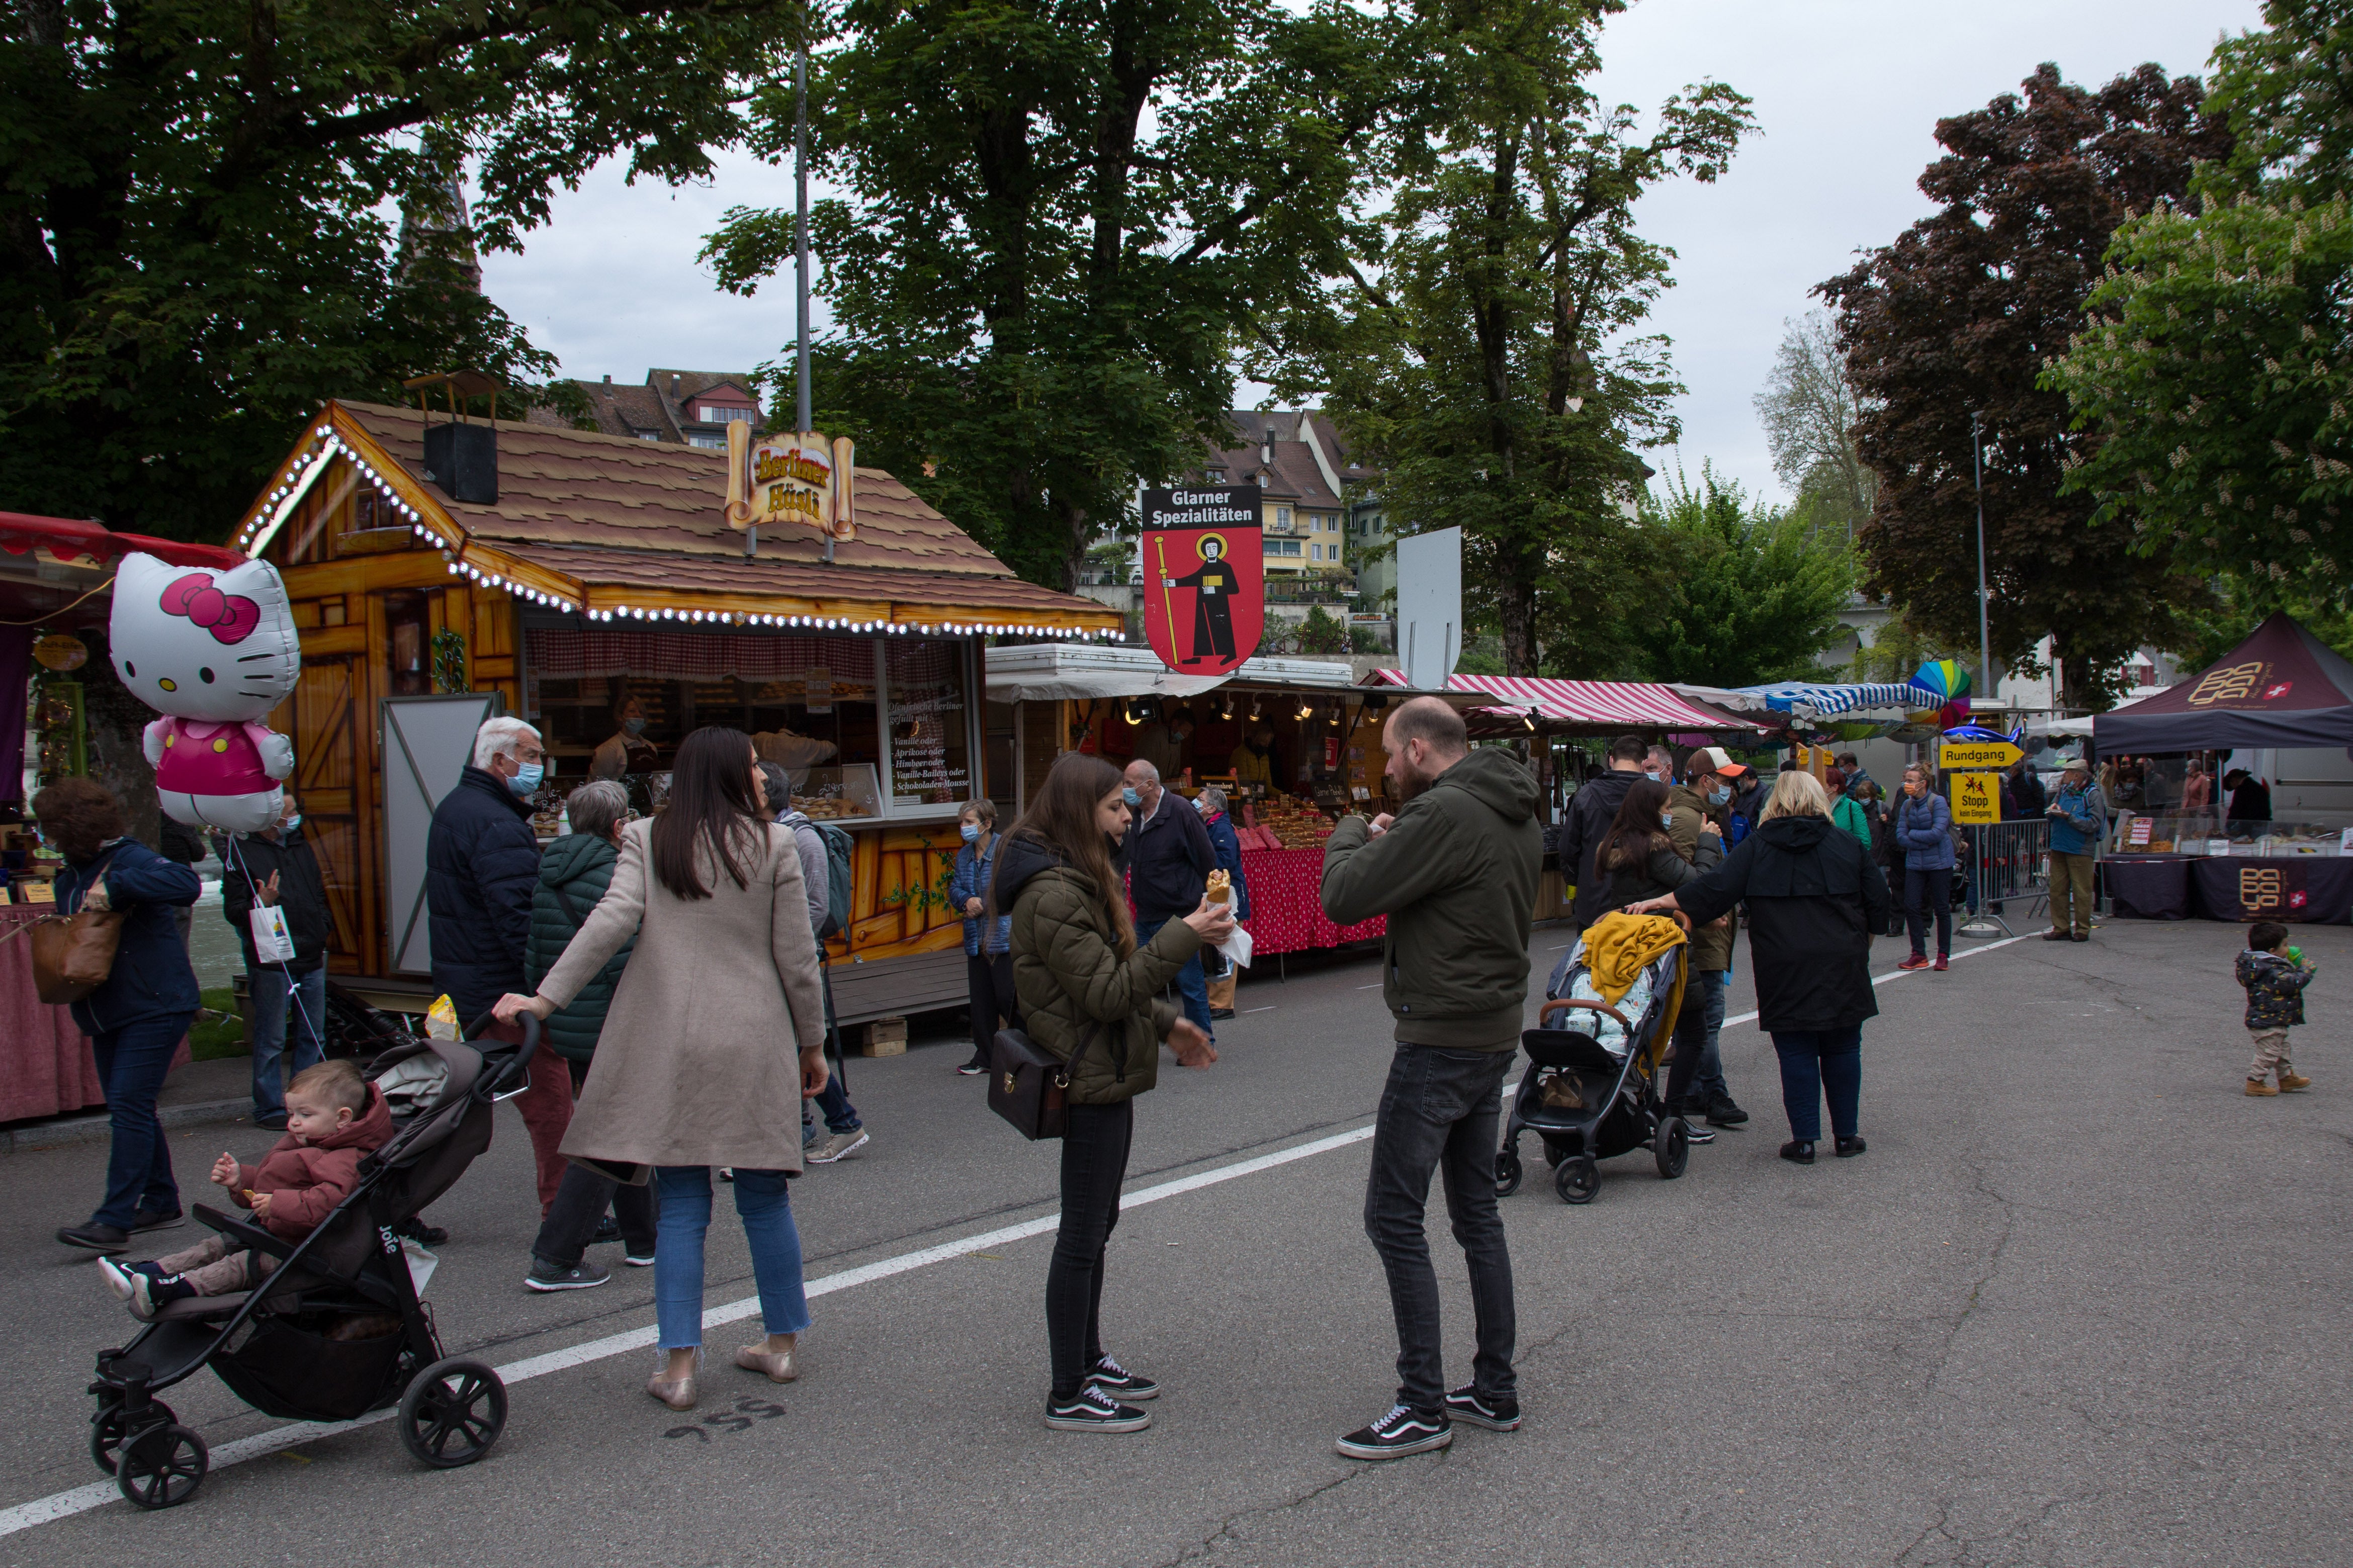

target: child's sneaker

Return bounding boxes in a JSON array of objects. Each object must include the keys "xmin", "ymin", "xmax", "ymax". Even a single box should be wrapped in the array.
[
  {"xmin": 2281, "ymin": 1072, "xmax": 2313, "ymax": 1092},
  {"xmin": 128, "ymin": 1272, "xmax": 197, "ymax": 1321},
  {"xmin": 95, "ymin": 1257, "xmax": 165, "ymax": 1304},
  {"xmin": 2245, "ymin": 1077, "xmax": 2280, "ymax": 1097}
]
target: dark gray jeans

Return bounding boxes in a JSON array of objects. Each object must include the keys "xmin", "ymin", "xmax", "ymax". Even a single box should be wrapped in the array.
[{"xmin": 1364, "ymin": 1043, "xmax": 1518, "ymax": 1411}]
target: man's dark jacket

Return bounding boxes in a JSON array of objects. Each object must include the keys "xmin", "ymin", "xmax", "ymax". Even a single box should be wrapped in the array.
[
  {"xmin": 426, "ymin": 765, "xmax": 540, "ymax": 1023},
  {"xmin": 221, "ymin": 826, "xmax": 332, "ymax": 972},
  {"xmin": 1557, "ymin": 768, "xmax": 1639, "ymax": 928},
  {"xmin": 1675, "ymin": 814, "xmax": 1894, "ymax": 1035},
  {"xmin": 1123, "ymin": 789, "xmax": 1215, "ymax": 922}
]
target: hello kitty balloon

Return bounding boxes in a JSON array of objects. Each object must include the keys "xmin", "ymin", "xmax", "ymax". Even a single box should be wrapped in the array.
[{"xmin": 108, "ymin": 552, "xmax": 302, "ymax": 834}]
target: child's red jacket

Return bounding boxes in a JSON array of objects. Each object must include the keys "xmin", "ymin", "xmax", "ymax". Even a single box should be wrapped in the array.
[{"xmin": 233, "ymin": 1084, "xmax": 394, "ymax": 1240}]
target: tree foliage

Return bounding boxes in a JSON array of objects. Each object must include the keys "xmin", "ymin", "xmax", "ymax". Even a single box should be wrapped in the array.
[
  {"xmin": 705, "ymin": 0, "xmax": 1396, "ymax": 590},
  {"xmin": 0, "ymin": 0, "xmax": 803, "ymax": 541},
  {"xmin": 1820, "ymin": 63, "xmax": 2229, "ymax": 707},
  {"xmin": 1275, "ymin": 0, "xmax": 1754, "ymax": 677},
  {"xmin": 1636, "ymin": 465, "xmax": 1854, "ymax": 688},
  {"xmin": 1753, "ymin": 311, "xmax": 1875, "ymax": 540},
  {"xmin": 2050, "ymin": 5, "xmax": 2353, "ymax": 608}
]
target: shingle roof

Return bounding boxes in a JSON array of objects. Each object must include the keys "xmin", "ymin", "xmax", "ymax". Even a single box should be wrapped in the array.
[
  {"xmin": 1189, "ymin": 410, "xmax": 1344, "ymax": 508},
  {"xmin": 279, "ymin": 400, "xmax": 1117, "ymax": 627}
]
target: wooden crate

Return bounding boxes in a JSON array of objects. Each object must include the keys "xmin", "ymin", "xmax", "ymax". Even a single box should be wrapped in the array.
[{"xmin": 855, "ymin": 1016, "xmax": 910, "ymax": 1057}]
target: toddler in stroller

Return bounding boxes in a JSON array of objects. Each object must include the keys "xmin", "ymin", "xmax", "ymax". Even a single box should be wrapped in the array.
[
  {"xmin": 83, "ymin": 1016, "xmax": 541, "ymax": 1510},
  {"xmin": 1496, "ymin": 912, "xmax": 1692, "ymax": 1205},
  {"xmin": 99, "ymin": 1060, "xmax": 390, "ymax": 1318}
]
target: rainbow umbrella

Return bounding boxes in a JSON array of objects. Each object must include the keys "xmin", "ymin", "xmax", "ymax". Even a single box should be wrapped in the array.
[{"xmin": 1911, "ymin": 658, "xmax": 1973, "ymax": 729}]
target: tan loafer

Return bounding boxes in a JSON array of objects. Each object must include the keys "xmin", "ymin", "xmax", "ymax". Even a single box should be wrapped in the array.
[{"xmin": 735, "ymin": 1337, "xmax": 799, "ymax": 1383}]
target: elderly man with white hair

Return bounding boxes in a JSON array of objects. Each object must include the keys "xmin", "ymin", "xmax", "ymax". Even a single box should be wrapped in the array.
[
  {"xmin": 426, "ymin": 715, "xmax": 576, "ymax": 1222},
  {"xmin": 1121, "ymin": 756, "xmax": 1219, "ymax": 1045}
]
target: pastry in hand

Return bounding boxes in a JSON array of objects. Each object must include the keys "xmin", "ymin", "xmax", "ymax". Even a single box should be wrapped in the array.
[{"xmin": 1205, "ymin": 869, "xmax": 1232, "ymax": 905}]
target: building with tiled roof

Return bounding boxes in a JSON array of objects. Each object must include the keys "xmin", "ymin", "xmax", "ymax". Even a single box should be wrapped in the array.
[
  {"xmin": 1185, "ymin": 410, "xmax": 1360, "ymax": 582},
  {"xmin": 533, "ymin": 370, "xmax": 766, "ymax": 449}
]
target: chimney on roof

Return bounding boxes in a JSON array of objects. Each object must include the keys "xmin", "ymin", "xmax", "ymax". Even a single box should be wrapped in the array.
[
  {"xmin": 1261, "ymin": 425, "xmax": 1274, "ymax": 465},
  {"xmin": 670, "ymin": 374, "xmax": 680, "ymax": 395},
  {"xmin": 602, "ymin": 374, "xmax": 611, "ymax": 384}
]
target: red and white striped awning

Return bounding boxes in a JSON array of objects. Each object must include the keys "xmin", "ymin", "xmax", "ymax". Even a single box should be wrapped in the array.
[{"xmin": 1368, "ymin": 670, "xmax": 1758, "ymax": 731}]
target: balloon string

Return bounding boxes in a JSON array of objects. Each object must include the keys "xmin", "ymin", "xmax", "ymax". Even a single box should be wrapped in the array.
[{"xmin": 0, "ymin": 575, "xmax": 117, "ymax": 626}]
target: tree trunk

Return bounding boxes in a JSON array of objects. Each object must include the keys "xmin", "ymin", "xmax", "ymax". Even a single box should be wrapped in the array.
[{"xmin": 1495, "ymin": 545, "xmax": 1540, "ymax": 675}]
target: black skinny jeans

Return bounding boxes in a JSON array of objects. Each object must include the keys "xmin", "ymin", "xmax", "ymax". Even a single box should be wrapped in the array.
[
  {"xmin": 1903, "ymin": 867, "xmax": 1952, "ymax": 958},
  {"xmin": 1047, "ymin": 1099, "xmax": 1133, "ymax": 1399},
  {"xmin": 530, "ymin": 1059, "xmax": 658, "ymax": 1269},
  {"xmin": 966, "ymin": 952, "xmax": 1016, "ymax": 1054},
  {"xmin": 1364, "ymin": 1044, "xmax": 1517, "ymax": 1411}
]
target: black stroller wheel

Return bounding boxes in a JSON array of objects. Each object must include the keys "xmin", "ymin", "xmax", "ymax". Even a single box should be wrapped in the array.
[
  {"xmin": 91, "ymin": 1396, "xmax": 177, "ymax": 1477},
  {"xmin": 1655, "ymin": 1117, "xmax": 1690, "ymax": 1180},
  {"xmin": 1555, "ymin": 1155, "xmax": 1600, "ymax": 1205},
  {"xmin": 116, "ymin": 1423, "xmax": 207, "ymax": 1510},
  {"xmin": 399, "ymin": 1357, "xmax": 507, "ymax": 1468},
  {"xmin": 1495, "ymin": 1148, "xmax": 1523, "ymax": 1197}
]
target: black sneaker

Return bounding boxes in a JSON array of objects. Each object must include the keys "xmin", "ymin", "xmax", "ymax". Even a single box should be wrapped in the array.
[
  {"xmin": 57, "ymin": 1223, "xmax": 130, "ymax": 1254},
  {"xmin": 955, "ymin": 1057, "xmax": 989, "ymax": 1076},
  {"xmin": 1086, "ymin": 1354, "xmax": 1159, "ymax": 1401},
  {"xmin": 1045, "ymin": 1385, "xmax": 1151, "ymax": 1433},
  {"xmin": 128, "ymin": 1207, "xmax": 186, "ymax": 1233},
  {"xmin": 1704, "ymin": 1094, "xmax": 1750, "ymax": 1127},
  {"xmin": 393, "ymin": 1216, "xmax": 448, "ymax": 1247},
  {"xmin": 525, "ymin": 1258, "xmax": 611, "ymax": 1292},
  {"xmin": 1442, "ymin": 1384, "xmax": 1522, "ymax": 1432},
  {"xmin": 1681, "ymin": 1123, "xmax": 1718, "ymax": 1145},
  {"xmin": 1336, "ymin": 1404, "xmax": 1452, "ymax": 1460},
  {"xmin": 589, "ymin": 1215, "xmax": 622, "ymax": 1245},
  {"xmin": 253, "ymin": 1111, "xmax": 289, "ymax": 1132},
  {"xmin": 129, "ymin": 1271, "xmax": 197, "ymax": 1321}
]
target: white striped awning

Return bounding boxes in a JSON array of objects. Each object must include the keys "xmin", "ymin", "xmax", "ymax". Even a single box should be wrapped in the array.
[
  {"xmin": 1735, "ymin": 680, "xmax": 1941, "ymax": 718},
  {"xmin": 1368, "ymin": 671, "xmax": 1758, "ymax": 730}
]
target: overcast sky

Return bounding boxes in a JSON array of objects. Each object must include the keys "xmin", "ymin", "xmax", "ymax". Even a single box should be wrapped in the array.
[{"xmin": 478, "ymin": 0, "xmax": 2262, "ymax": 506}]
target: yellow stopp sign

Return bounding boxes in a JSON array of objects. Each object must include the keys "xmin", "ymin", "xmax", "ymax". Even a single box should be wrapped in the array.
[
  {"xmin": 1948, "ymin": 771, "xmax": 2000, "ymax": 825},
  {"xmin": 1938, "ymin": 740, "xmax": 2024, "ymax": 771}
]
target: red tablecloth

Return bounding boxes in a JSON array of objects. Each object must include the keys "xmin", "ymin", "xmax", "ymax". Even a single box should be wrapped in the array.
[
  {"xmin": 0, "ymin": 905, "xmax": 108, "ymax": 1120},
  {"xmin": 1238, "ymin": 847, "xmax": 1385, "ymax": 957}
]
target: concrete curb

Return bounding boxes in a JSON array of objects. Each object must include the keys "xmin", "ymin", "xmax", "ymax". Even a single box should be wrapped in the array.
[{"xmin": 1, "ymin": 1097, "xmax": 254, "ymax": 1155}]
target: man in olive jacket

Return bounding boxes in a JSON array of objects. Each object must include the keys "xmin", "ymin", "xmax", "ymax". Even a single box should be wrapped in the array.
[
  {"xmin": 1319, "ymin": 697, "xmax": 1542, "ymax": 1460},
  {"xmin": 1664, "ymin": 746, "xmax": 1749, "ymax": 1127}
]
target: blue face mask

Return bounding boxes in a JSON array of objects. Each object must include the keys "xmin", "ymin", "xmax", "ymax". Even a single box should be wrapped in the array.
[
  {"xmin": 1122, "ymin": 787, "xmax": 1142, "ymax": 807},
  {"xmin": 283, "ymin": 812, "xmax": 303, "ymax": 832},
  {"xmin": 623, "ymin": 717, "xmax": 647, "ymax": 736},
  {"xmin": 508, "ymin": 761, "xmax": 545, "ymax": 797},
  {"xmin": 1708, "ymin": 785, "xmax": 1730, "ymax": 807},
  {"xmin": 961, "ymin": 822, "xmax": 981, "ymax": 843},
  {"xmin": 1660, "ymin": 811, "xmax": 1673, "ymax": 827}
]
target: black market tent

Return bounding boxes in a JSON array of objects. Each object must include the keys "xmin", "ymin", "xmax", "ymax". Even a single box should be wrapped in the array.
[{"xmin": 2095, "ymin": 613, "xmax": 2353, "ymax": 752}]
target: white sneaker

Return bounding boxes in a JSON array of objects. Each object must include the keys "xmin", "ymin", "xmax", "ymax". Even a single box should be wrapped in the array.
[{"xmin": 807, "ymin": 1128, "xmax": 871, "ymax": 1164}]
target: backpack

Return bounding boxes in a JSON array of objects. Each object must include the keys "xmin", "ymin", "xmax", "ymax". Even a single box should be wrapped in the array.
[{"xmin": 781, "ymin": 811, "xmax": 854, "ymax": 939}]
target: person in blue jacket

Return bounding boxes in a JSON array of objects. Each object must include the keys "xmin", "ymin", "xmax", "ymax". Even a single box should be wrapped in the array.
[
  {"xmin": 2042, "ymin": 756, "xmax": 2106, "ymax": 943},
  {"xmin": 951, "ymin": 797, "xmax": 1016, "ymax": 1074},
  {"xmin": 39, "ymin": 778, "xmax": 203, "ymax": 1253},
  {"xmin": 1196, "ymin": 786, "xmax": 1251, "ymax": 1020},
  {"xmin": 1892, "ymin": 762, "xmax": 1955, "ymax": 972}
]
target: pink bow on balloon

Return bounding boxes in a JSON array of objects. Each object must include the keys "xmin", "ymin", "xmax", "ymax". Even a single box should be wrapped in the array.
[{"xmin": 159, "ymin": 573, "xmax": 262, "ymax": 645}]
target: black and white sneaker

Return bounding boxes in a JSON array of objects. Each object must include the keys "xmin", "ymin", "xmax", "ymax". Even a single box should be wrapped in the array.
[
  {"xmin": 524, "ymin": 1258, "xmax": 610, "ymax": 1292},
  {"xmin": 1335, "ymin": 1403, "xmax": 1452, "ymax": 1460},
  {"xmin": 1086, "ymin": 1354, "xmax": 1159, "ymax": 1401},
  {"xmin": 1442, "ymin": 1383, "xmax": 1522, "ymax": 1432},
  {"xmin": 1045, "ymin": 1384, "xmax": 1151, "ymax": 1433}
]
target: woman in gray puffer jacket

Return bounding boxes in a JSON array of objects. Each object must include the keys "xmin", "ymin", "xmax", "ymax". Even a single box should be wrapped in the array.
[{"xmin": 1891, "ymin": 764, "xmax": 1955, "ymax": 971}]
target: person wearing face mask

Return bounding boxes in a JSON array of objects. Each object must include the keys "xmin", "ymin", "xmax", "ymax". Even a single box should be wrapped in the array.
[
  {"xmin": 1121, "ymin": 758, "xmax": 1219, "ymax": 1046},
  {"xmin": 220, "ymin": 792, "xmax": 332, "ymax": 1130},
  {"xmin": 591, "ymin": 694, "xmax": 658, "ymax": 781},
  {"xmin": 949, "ymin": 797, "xmax": 1015, "ymax": 1075},
  {"xmin": 1665, "ymin": 746, "xmax": 1749, "ymax": 1127},
  {"xmin": 427, "ymin": 716, "xmax": 576, "ymax": 1217}
]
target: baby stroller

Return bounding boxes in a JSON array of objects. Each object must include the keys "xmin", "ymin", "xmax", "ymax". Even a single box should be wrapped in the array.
[
  {"xmin": 1496, "ymin": 916, "xmax": 1689, "ymax": 1205},
  {"xmin": 85, "ymin": 1014, "xmax": 541, "ymax": 1509}
]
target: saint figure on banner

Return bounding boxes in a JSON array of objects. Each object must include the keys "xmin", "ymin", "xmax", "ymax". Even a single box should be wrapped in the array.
[{"xmin": 1164, "ymin": 534, "xmax": 1242, "ymax": 668}]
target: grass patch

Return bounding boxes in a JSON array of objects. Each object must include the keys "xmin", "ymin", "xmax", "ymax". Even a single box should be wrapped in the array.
[{"xmin": 190, "ymin": 986, "xmax": 246, "ymax": 1061}]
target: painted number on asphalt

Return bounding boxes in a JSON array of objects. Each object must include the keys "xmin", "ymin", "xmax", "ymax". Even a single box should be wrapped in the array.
[{"xmin": 664, "ymin": 1396, "xmax": 788, "ymax": 1443}]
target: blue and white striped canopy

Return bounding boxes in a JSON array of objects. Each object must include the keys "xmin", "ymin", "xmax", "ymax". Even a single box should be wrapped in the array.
[{"xmin": 1735, "ymin": 681, "xmax": 1942, "ymax": 718}]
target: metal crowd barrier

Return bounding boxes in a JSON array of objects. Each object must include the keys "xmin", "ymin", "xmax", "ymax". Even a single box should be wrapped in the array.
[{"xmin": 1957, "ymin": 820, "xmax": 2051, "ymax": 938}]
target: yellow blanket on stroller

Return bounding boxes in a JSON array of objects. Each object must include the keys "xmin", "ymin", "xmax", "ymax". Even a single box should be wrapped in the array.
[{"xmin": 1578, "ymin": 911, "xmax": 1688, "ymax": 1069}]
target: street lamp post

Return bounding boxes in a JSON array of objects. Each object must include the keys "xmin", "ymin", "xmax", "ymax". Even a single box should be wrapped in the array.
[{"xmin": 1970, "ymin": 411, "xmax": 1991, "ymax": 709}]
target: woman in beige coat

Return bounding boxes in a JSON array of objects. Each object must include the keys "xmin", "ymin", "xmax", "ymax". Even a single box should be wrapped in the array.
[{"xmin": 496, "ymin": 727, "xmax": 828, "ymax": 1412}]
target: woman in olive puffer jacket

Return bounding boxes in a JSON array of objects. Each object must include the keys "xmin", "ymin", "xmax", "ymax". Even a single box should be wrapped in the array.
[{"xmin": 993, "ymin": 753, "xmax": 1231, "ymax": 1436}]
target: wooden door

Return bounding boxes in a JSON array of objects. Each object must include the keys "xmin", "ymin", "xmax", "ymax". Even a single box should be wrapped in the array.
[{"xmin": 286, "ymin": 654, "xmax": 374, "ymax": 971}]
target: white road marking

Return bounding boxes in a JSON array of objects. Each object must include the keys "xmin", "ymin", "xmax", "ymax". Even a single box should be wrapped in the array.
[{"xmin": 0, "ymin": 930, "xmax": 2038, "ymax": 1538}]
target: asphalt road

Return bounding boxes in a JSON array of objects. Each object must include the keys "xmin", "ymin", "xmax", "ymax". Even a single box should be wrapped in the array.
[{"xmin": 5, "ymin": 913, "xmax": 2348, "ymax": 1566}]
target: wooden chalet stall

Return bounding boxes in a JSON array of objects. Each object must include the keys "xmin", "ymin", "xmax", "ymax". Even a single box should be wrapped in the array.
[{"xmin": 229, "ymin": 400, "xmax": 1121, "ymax": 1022}]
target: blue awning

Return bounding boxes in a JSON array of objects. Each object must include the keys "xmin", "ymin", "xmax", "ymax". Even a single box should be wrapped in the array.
[{"xmin": 1736, "ymin": 681, "xmax": 1941, "ymax": 718}]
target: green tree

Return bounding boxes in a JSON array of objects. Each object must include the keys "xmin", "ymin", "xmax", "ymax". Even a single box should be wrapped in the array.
[
  {"xmin": 705, "ymin": 0, "xmax": 1397, "ymax": 590},
  {"xmin": 1820, "ymin": 63, "xmax": 2228, "ymax": 708},
  {"xmin": 1636, "ymin": 465, "xmax": 1854, "ymax": 688},
  {"xmin": 1284, "ymin": 0, "xmax": 1753, "ymax": 676},
  {"xmin": 2050, "ymin": 6, "xmax": 2353, "ymax": 605},
  {"xmin": 1295, "ymin": 604, "xmax": 1350, "ymax": 654},
  {"xmin": 1, "ymin": 1, "xmax": 805, "ymax": 541},
  {"xmin": 1753, "ymin": 311, "xmax": 1875, "ymax": 542}
]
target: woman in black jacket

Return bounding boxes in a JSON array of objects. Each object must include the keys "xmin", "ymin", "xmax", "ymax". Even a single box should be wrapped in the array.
[
  {"xmin": 1625, "ymin": 769, "xmax": 1893, "ymax": 1164},
  {"xmin": 1593, "ymin": 778, "xmax": 1721, "ymax": 910}
]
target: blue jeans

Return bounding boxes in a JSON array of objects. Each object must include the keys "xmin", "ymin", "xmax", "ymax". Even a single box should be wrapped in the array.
[
  {"xmin": 247, "ymin": 962, "xmax": 325, "ymax": 1118},
  {"xmin": 813, "ymin": 1077, "xmax": 860, "ymax": 1134},
  {"xmin": 1136, "ymin": 917, "xmax": 1213, "ymax": 1039},
  {"xmin": 1364, "ymin": 1043, "xmax": 1517, "ymax": 1409},
  {"xmin": 91, "ymin": 1013, "xmax": 191, "ymax": 1228},
  {"xmin": 652, "ymin": 1165, "xmax": 812, "ymax": 1350},
  {"xmin": 1770, "ymin": 1027, "xmax": 1863, "ymax": 1143}
]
